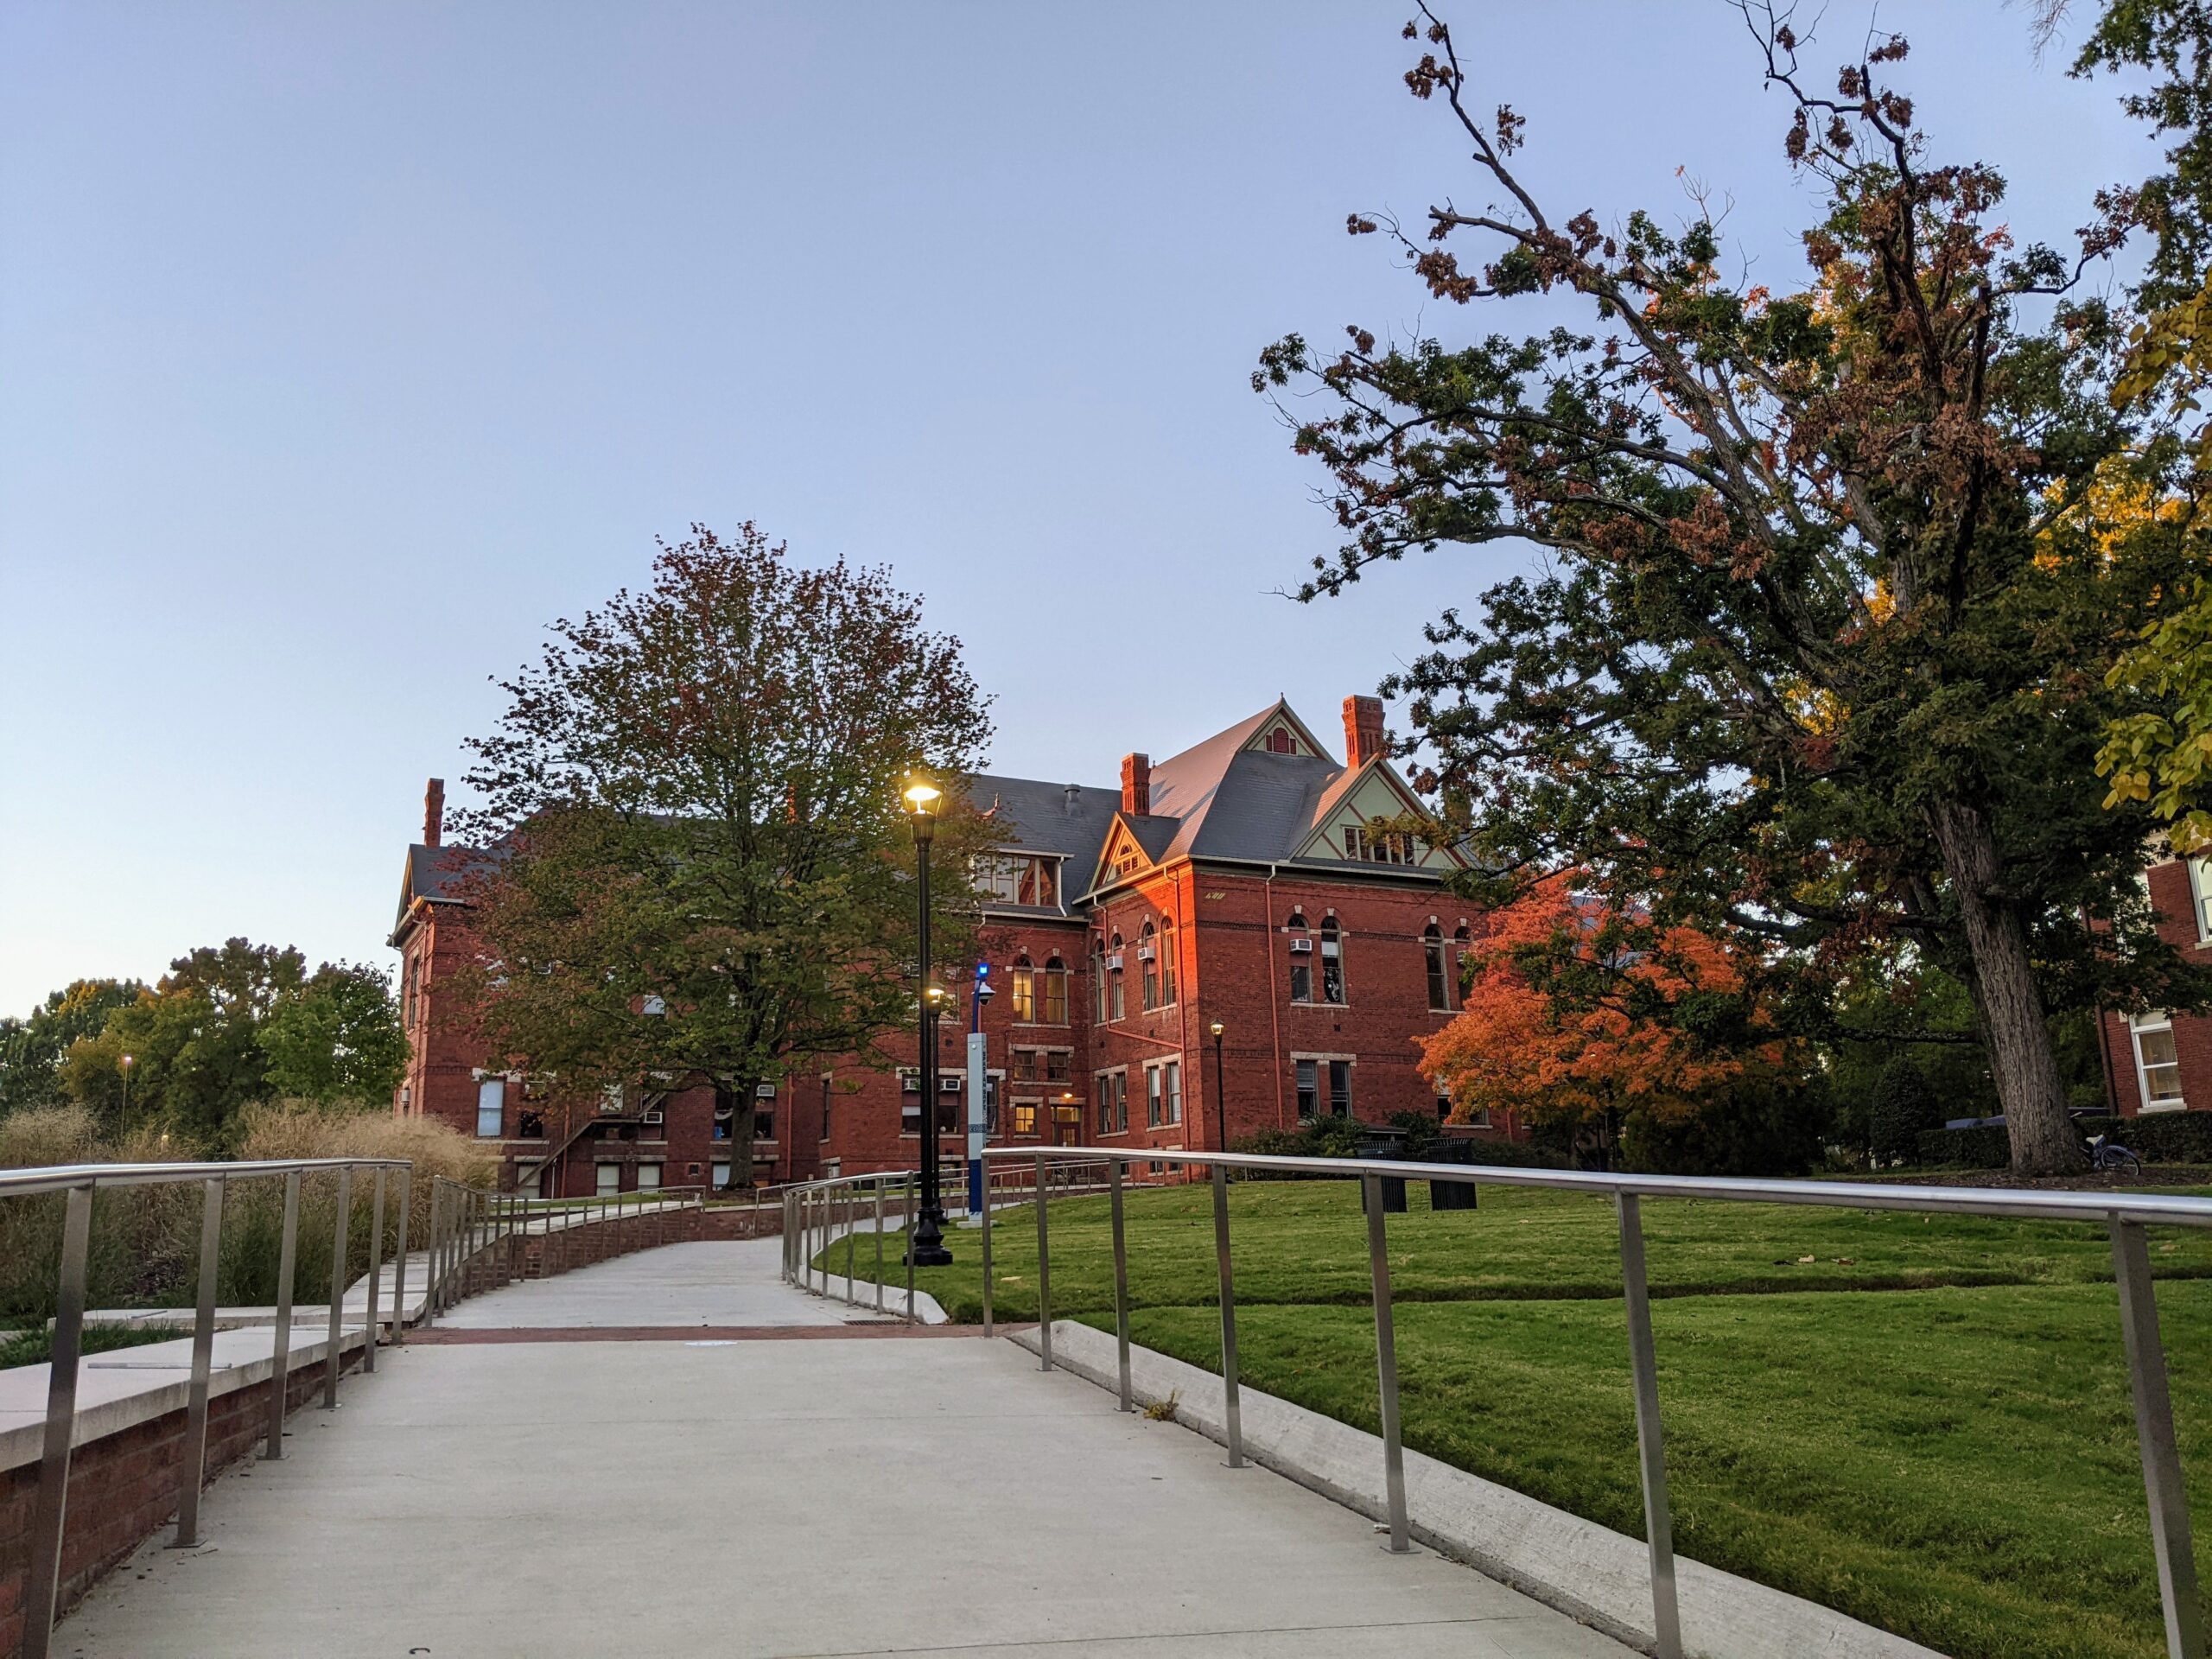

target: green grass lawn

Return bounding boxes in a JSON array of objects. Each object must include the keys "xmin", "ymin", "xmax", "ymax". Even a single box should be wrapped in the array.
[{"xmin": 814, "ymin": 1179, "xmax": 2212, "ymax": 1659}]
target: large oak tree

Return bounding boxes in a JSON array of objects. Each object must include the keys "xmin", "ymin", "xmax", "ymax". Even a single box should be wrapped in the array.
[
  {"xmin": 457, "ymin": 524, "xmax": 991, "ymax": 1189},
  {"xmin": 1258, "ymin": 6, "xmax": 2210, "ymax": 1173}
]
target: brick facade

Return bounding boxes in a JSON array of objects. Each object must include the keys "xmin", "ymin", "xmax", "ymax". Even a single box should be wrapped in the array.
[
  {"xmin": 2100, "ymin": 855, "xmax": 2212, "ymax": 1119},
  {"xmin": 391, "ymin": 699, "xmax": 1525, "ymax": 1194}
]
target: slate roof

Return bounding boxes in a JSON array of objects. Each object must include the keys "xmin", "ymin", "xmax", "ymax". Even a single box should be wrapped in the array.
[{"xmin": 395, "ymin": 703, "xmax": 1437, "ymax": 937}]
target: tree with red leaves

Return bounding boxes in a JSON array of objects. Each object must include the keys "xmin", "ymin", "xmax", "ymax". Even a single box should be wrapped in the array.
[{"xmin": 1417, "ymin": 877, "xmax": 1796, "ymax": 1167}]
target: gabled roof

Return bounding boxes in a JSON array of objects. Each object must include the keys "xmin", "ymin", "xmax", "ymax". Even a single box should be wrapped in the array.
[{"xmin": 390, "ymin": 842, "xmax": 492, "ymax": 943}]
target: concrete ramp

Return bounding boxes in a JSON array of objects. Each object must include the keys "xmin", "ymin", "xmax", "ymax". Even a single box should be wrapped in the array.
[{"xmin": 59, "ymin": 1237, "xmax": 1630, "ymax": 1658}]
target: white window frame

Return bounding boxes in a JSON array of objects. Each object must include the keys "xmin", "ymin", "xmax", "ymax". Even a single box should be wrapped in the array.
[
  {"xmin": 636, "ymin": 1162, "xmax": 663, "ymax": 1192},
  {"xmin": 710, "ymin": 1160, "xmax": 732, "ymax": 1189},
  {"xmin": 2133, "ymin": 1011, "xmax": 2188, "ymax": 1113},
  {"xmin": 595, "ymin": 1163, "xmax": 621, "ymax": 1196},
  {"xmin": 2190, "ymin": 856, "xmax": 2212, "ymax": 944},
  {"xmin": 475, "ymin": 1077, "xmax": 505, "ymax": 1139}
]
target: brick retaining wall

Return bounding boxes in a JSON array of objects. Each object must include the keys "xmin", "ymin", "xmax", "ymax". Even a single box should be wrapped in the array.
[{"xmin": 0, "ymin": 1346, "xmax": 365, "ymax": 1659}]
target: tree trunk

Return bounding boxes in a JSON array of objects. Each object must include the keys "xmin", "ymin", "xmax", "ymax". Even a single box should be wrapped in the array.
[
  {"xmin": 1926, "ymin": 798, "xmax": 2076, "ymax": 1177},
  {"xmin": 717, "ymin": 1082, "xmax": 759, "ymax": 1191}
]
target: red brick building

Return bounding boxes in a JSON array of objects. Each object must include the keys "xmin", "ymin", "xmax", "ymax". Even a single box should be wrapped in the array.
[
  {"xmin": 2099, "ymin": 852, "xmax": 2212, "ymax": 1119},
  {"xmin": 391, "ymin": 697, "xmax": 1517, "ymax": 1195}
]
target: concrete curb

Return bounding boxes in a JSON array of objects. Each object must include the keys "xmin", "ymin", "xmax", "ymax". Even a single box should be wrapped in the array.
[
  {"xmin": 798, "ymin": 1218, "xmax": 951, "ymax": 1325},
  {"xmin": 1010, "ymin": 1320, "xmax": 1942, "ymax": 1659}
]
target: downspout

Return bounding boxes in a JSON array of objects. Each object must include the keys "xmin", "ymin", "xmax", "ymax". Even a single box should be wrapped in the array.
[
  {"xmin": 1174, "ymin": 864, "xmax": 1195, "ymax": 1147},
  {"xmin": 1264, "ymin": 863, "xmax": 1287, "ymax": 1130}
]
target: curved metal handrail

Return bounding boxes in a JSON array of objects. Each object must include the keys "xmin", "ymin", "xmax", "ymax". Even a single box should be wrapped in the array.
[
  {"xmin": 0, "ymin": 1155, "xmax": 413, "ymax": 1199},
  {"xmin": 981, "ymin": 1141, "xmax": 2211, "ymax": 1659}
]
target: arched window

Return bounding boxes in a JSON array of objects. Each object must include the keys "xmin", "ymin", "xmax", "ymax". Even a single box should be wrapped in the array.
[
  {"xmin": 1010, "ymin": 955, "xmax": 1036, "ymax": 1023},
  {"xmin": 1319, "ymin": 916, "xmax": 1345, "ymax": 1005},
  {"xmin": 1159, "ymin": 918, "xmax": 1177, "ymax": 1006},
  {"xmin": 1287, "ymin": 910, "xmax": 1313, "ymax": 1003},
  {"xmin": 1423, "ymin": 925, "xmax": 1450, "ymax": 1012},
  {"xmin": 1109, "ymin": 931, "xmax": 1126, "ymax": 1021},
  {"xmin": 1040, "ymin": 956, "xmax": 1069, "ymax": 1025},
  {"xmin": 1091, "ymin": 941, "xmax": 1108, "ymax": 1023},
  {"xmin": 1140, "ymin": 921, "xmax": 1160, "ymax": 1010}
]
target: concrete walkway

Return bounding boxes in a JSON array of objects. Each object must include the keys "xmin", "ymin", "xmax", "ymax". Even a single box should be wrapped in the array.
[{"xmin": 59, "ymin": 1237, "xmax": 1630, "ymax": 1659}]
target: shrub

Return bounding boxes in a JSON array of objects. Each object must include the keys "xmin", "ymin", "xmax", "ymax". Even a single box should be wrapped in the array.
[
  {"xmin": 0, "ymin": 1101, "xmax": 493, "ymax": 1321},
  {"xmin": 1916, "ymin": 1112, "xmax": 2212, "ymax": 1170},
  {"xmin": 1871, "ymin": 1058, "xmax": 1942, "ymax": 1166},
  {"xmin": 1623, "ymin": 1077, "xmax": 1833, "ymax": 1177}
]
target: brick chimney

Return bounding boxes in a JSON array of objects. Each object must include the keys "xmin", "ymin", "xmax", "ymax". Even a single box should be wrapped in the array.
[
  {"xmin": 1343, "ymin": 696, "xmax": 1385, "ymax": 769},
  {"xmin": 423, "ymin": 778, "xmax": 445, "ymax": 848},
  {"xmin": 1120, "ymin": 753, "xmax": 1151, "ymax": 817}
]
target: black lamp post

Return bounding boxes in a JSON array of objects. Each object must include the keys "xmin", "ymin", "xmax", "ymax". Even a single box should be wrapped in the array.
[
  {"xmin": 1209, "ymin": 1020, "xmax": 1225, "ymax": 1148},
  {"xmin": 905, "ymin": 779, "xmax": 954, "ymax": 1266}
]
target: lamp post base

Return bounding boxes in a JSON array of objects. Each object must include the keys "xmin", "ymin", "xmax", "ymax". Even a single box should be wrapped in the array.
[{"xmin": 906, "ymin": 1205, "xmax": 954, "ymax": 1268}]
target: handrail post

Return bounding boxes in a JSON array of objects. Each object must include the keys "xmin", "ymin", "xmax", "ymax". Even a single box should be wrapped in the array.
[
  {"xmin": 874, "ymin": 1178, "xmax": 887, "ymax": 1314},
  {"xmin": 265, "ymin": 1171, "xmax": 302, "ymax": 1455},
  {"xmin": 363, "ymin": 1168, "xmax": 385, "ymax": 1372},
  {"xmin": 1617, "ymin": 1195, "xmax": 1683, "ymax": 1656},
  {"xmin": 391, "ymin": 1167, "xmax": 411, "ymax": 1345},
  {"xmin": 844, "ymin": 1185, "xmax": 857, "ymax": 1306},
  {"xmin": 322, "ymin": 1166, "xmax": 352, "ymax": 1408},
  {"xmin": 2113, "ymin": 1216, "xmax": 2207, "ymax": 1659},
  {"xmin": 1111, "ymin": 1156, "xmax": 1132, "ymax": 1412},
  {"xmin": 23, "ymin": 1181, "xmax": 94, "ymax": 1659},
  {"xmin": 172, "ymin": 1174, "xmax": 226, "ymax": 1548},
  {"xmin": 1034, "ymin": 1154, "xmax": 1052, "ymax": 1370},
  {"xmin": 905, "ymin": 1176, "xmax": 917, "ymax": 1321},
  {"xmin": 1363, "ymin": 1173, "xmax": 1408, "ymax": 1551},
  {"xmin": 980, "ymin": 1162, "xmax": 995, "ymax": 1338},
  {"xmin": 1213, "ymin": 1163, "xmax": 1243, "ymax": 1467}
]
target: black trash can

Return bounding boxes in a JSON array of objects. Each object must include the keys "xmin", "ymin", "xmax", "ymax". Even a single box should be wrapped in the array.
[
  {"xmin": 1427, "ymin": 1136, "xmax": 1478, "ymax": 1211},
  {"xmin": 1355, "ymin": 1130, "xmax": 1409, "ymax": 1213}
]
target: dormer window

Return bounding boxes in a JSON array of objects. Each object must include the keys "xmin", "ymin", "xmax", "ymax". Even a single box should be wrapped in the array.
[
  {"xmin": 1265, "ymin": 726, "xmax": 1299, "ymax": 754},
  {"xmin": 1344, "ymin": 823, "xmax": 1416, "ymax": 864},
  {"xmin": 976, "ymin": 853, "xmax": 1060, "ymax": 907}
]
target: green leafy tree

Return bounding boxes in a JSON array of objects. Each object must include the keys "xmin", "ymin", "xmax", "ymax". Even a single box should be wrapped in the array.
[
  {"xmin": 60, "ymin": 940, "xmax": 305, "ymax": 1147},
  {"xmin": 0, "ymin": 979, "xmax": 142, "ymax": 1116},
  {"xmin": 260, "ymin": 963, "xmax": 407, "ymax": 1106},
  {"xmin": 1255, "ymin": 7, "xmax": 2209, "ymax": 1173},
  {"xmin": 456, "ymin": 523, "xmax": 994, "ymax": 1189}
]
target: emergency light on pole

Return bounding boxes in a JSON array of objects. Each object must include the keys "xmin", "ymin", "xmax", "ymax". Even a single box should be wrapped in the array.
[{"xmin": 966, "ymin": 960, "xmax": 991, "ymax": 1215}]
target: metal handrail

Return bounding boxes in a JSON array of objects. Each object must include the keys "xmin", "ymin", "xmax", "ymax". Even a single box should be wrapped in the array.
[
  {"xmin": 2, "ymin": 1155, "xmax": 416, "ymax": 1659},
  {"xmin": 416, "ymin": 1178, "xmax": 707, "ymax": 1320},
  {"xmin": 779, "ymin": 1169, "xmax": 937, "ymax": 1322},
  {"xmin": 987, "ymin": 1144, "xmax": 2212, "ymax": 1659}
]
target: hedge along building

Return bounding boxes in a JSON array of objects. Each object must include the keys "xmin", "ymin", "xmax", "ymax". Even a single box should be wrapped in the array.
[{"xmin": 388, "ymin": 698, "xmax": 1524, "ymax": 1196}]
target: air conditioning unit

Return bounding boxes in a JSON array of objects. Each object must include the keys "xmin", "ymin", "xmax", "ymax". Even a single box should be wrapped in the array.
[
  {"xmin": 1135, "ymin": 944, "xmax": 1155, "ymax": 961},
  {"xmin": 1105, "ymin": 953, "xmax": 1124, "ymax": 970},
  {"xmin": 755, "ymin": 1082, "xmax": 777, "ymax": 1099},
  {"xmin": 897, "ymin": 1069, "xmax": 922, "ymax": 1092},
  {"xmin": 940, "ymin": 1077, "xmax": 963, "ymax": 1093},
  {"xmin": 1288, "ymin": 938, "xmax": 1313, "ymax": 954},
  {"xmin": 1319, "ymin": 941, "xmax": 1339, "ymax": 957},
  {"xmin": 642, "ymin": 1109, "xmax": 664, "ymax": 1125}
]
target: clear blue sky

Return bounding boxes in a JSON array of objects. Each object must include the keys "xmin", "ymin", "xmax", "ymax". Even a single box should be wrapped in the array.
[{"xmin": 0, "ymin": 2, "xmax": 2151, "ymax": 1014}]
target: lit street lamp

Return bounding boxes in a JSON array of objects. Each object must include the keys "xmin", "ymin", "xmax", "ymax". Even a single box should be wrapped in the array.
[
  {"xmin": 904, "ymin": 779, "xmax": 953, "ymax": 1267},
  {"xmin": 121, "ymin": 1052, "xmax": 134, "ymax": 1122},
  {"xmin": 1209, "ymin": 1022, "xmax": 1225, "ymax": 1147}
]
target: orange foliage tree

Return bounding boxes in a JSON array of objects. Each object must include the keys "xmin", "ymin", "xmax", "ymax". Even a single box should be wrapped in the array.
[{"xmin": 1417, "ymin": 876, "xmax": 1796, "ymax": 1164}]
